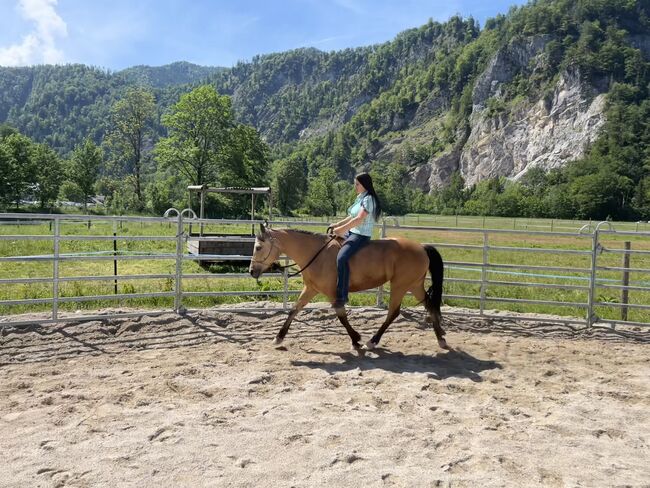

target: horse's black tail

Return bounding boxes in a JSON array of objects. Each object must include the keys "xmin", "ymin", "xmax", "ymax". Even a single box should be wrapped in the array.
[{"xmin": 423, "ymin": 244, "xmax": 443, "ymax": 317}]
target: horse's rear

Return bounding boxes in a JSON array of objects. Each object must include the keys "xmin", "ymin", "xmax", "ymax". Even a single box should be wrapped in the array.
[{"xmin": 346, "ymin": 237, "xmax": 447, "ymax": 349}]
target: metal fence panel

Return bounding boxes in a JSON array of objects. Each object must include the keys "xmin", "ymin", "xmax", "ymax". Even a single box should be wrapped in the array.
[{"xmin": 1, "ymin": 213, "xmax": 649, "ymax": 330}]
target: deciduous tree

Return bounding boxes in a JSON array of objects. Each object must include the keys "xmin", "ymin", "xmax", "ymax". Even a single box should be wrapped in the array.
[
  {"xmin": 106, "ymin": 87, "xmax": 156, "ymax": 207},
  {"xmin": 155, "ymin": 85, "xmax": 234, "ymax": 185},
  {"xmin": 67, "ymin": 139, "xmax": 102, "ymax": 211}
]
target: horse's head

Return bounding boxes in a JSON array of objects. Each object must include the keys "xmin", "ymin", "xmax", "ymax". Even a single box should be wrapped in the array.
[{"xmin": 249, "ymin": 223, "xmax": 281, "ymax": 280}]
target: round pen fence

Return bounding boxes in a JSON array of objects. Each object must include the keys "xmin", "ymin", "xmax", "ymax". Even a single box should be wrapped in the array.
[{"xmin": 1, "ymin": 212, "xmax": 649, "ymax": 330}]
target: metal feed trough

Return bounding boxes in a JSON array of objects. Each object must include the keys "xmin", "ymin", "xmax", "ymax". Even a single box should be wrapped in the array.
[{"xmin": 185, "ymin": 185, "xmax": 272, "ymax": 265}]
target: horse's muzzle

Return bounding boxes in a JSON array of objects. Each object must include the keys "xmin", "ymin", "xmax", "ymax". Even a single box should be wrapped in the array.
[{"xmin": 249, "ymin": 265, "xmax": 262, "ymax": 280}]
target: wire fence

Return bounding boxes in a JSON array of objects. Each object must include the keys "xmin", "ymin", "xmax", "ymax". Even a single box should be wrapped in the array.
[{"xmin": 1, "ymin": 212, "xmax": 649, "ymax": 330}]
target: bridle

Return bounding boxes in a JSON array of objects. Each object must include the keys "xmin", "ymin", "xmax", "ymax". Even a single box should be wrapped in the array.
[{"xmin": 250, "ymin": 235, "xmax": 281, "ymax": 267}]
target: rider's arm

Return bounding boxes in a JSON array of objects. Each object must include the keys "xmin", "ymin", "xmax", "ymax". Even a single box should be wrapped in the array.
[
  {"xmin": 333, "ymin": 208, "xmax": 368, "ymax": 236},
  {"xmin": 332, "ymin": 215, "xmax": 352, "ymax": 227}
]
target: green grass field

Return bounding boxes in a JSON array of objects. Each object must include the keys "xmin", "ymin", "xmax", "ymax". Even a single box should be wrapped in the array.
[{"xmin": 1, "ymin": 215, "xmax": 649, "ymax": 325}]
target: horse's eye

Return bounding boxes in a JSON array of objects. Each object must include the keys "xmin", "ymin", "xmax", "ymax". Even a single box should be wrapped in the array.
[{"xmin": 255, "ymin": 245, "xmax": 262, "ymax": 251}]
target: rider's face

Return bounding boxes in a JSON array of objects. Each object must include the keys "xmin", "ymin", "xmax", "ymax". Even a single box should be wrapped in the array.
[{"xmin": 354, "ymin": 179, "xmax": 365, "ymax": 193}]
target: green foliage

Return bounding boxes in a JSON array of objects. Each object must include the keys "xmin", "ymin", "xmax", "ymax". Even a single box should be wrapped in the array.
[
  {"xmin": 105, "ymin": 86, "xmax": 157, "ymax": 207},
  {"xmin": 303, "ymin": 167, "xmax": 337, "ymax": 216},
  {"xmin": 374, "ymin": 163, "xmax": 410, "ymax": 215},
  {"xmin": 0, "ymin": 132, "xmax": 35, "ymax": 207},
  {"xmin": 32, "ymin": 143, "xmax": 64, "ymax": 209},
  {"xmin": 105, "ymin": 175, "xmax": 143, "ymax": 214},
  {"xmin": 145, "ymin": 173, "xmax": 187, "ymax": 216},
  {"xmin": 67, "ymin": 139, "xmax": 102, "ymax": 210},
  {"xmin": 155, "ymin": 85, "xmax": 235, "ymax": 185},
  {"xmin": 271, "ymin": 155, "xmax": 307, "ymax": 215},
  {"xmin": 0, "ymin": 142, "xmax": 12, "ymax": 208},
  {"xmin": 221, "ymin": 124, "xmax": 270, "ymax": 188},
  {"xmin": 59, "ymin": 180, "xmax": 84, "ymax": 204},
  {"xmin": 437, "ymin": 171, "xmax": 468, "ymax": 214},
  {"xmin": 117, "ymin": 62, "xmax": 225, "ymax": 88}
]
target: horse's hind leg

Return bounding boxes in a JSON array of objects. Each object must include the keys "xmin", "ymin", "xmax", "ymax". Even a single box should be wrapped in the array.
[
  {"xmin": 274, "ymin": 286, "xmax": 317, "ymax": 345},
  {"xmin": 334, "ymin": 308, "xmax": 363, "ymax": 350},
  {"xmin": 365, "ymin": 289, "xmax": 404, "ymax": 350},
  {"xmin": 411, "ymin": 285, "xmax": 448, "ymax": 350}
]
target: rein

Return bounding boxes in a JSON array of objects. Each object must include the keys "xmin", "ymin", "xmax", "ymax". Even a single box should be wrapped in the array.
[{"xmin": 281, "ymin": 235, "xmax": 337, "ymax": 278}]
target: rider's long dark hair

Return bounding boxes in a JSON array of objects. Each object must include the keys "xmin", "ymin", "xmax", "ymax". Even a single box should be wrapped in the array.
[{"xmin": 356, "ymin": 173, "xmax": 382, "ymax": 220}]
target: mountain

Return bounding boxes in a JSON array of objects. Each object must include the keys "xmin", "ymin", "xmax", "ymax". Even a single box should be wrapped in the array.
[
  {"xmin": 117, "ymin": 61, "xmax": 226, "ymax": 88},
  {"xmin": 1, "ymin": 0, "xmax": 649, "ymax": 194}
]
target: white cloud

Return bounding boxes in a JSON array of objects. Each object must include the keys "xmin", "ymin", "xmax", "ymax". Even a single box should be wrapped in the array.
[{"xmin": 0, "ymin": 0, "xmax": 67, "ymax": 66}]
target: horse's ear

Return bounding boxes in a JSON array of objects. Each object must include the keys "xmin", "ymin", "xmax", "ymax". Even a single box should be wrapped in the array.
[
  {"xmin": 260, "ymin": 222, "xmax": 266, "ymax": 233},
  {"xmin": 257, "ymin": 222, "xmax": 266, "ymax": 241}
]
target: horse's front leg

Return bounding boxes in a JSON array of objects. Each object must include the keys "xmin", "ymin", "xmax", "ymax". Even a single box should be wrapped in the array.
[{"xmin": 274, "ymin": 286, "xmax": 317, "ymax": 345}]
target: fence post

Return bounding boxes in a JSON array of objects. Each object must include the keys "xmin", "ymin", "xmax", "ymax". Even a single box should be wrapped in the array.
[
  {"xmin": 480, "ymin": 231, "xmax": 488, "ymax": 315},
  {"xmin": 376, "ymin": 220, "xmax": 387, "ymax": 308},
  {"xmin": 621, "ymin": 241, "xmax": 631, "ymax": 322},
  {"xmin": 586, "ymin": 230, "xmax": 600, "ymax": 327},
  {"xmin": 113, "ymin": 220, "xmax": 118, "ymax": 295},
  {"xmin": 52, "ymin": 217, "xmax": 60, "ymax": 321},
  {"xmin": 174, "ymin": 213, "xmax": 184, "ymax": 313}
]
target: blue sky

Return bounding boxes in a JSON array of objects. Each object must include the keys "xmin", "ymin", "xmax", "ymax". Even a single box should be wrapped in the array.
[{"xmin": 0, "ymin": 0, "xmax": 528, "ymax": 71}]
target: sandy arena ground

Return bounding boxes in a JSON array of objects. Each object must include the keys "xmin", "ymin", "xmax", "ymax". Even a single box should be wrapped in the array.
[{"xmin": 1, "ymin": 303, "xmax": 649, "ymax": 487}]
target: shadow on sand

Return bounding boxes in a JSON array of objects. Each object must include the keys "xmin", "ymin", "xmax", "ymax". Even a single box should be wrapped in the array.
[{"xmin": 291, "ymin": 347, "xmax": 502, "ymax": 382}]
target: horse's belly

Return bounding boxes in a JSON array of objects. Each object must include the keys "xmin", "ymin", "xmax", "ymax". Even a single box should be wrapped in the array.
[
  {"xmin": 348, "ymin": 254, "xmax": 388, "ymax": 291},
  {"xmin": 349, "ymin": 274, "xmax": 386, "ymax": 293}
]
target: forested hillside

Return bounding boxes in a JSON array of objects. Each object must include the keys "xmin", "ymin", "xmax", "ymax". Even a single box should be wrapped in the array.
[
  {"xmin": 118, "ymin": 61, "xmax": 225, "ymax": 88},
  {"xmin": 1, "ymin": 0, "xmax": 650, "ymax": 220}
]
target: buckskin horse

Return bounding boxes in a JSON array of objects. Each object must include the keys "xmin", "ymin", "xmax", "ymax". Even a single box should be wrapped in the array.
[{"xmin": 248, "ymin": 223, "xmax": 448, "ymax": 351}]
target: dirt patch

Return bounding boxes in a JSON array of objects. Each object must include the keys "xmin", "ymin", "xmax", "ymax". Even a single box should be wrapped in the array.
[{"xmin": 1, "ymin": 304, "xmax": 649, "ymax": 487}]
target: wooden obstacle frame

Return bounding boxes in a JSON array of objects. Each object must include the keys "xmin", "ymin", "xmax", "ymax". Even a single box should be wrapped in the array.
[{"xmin": 186, "ymin": 185, "xmax": 272, "ymax": 264}]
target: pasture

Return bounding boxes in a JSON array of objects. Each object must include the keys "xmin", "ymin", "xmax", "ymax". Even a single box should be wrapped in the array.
[{"xmin": 1, "ymin": 305, "xmax": 648, "ymax": 486}]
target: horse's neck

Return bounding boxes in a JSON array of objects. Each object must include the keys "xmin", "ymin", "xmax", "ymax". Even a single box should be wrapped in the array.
[{"xmin": 274, "ymin": 230, "xmax": 326, "ymax": 268}]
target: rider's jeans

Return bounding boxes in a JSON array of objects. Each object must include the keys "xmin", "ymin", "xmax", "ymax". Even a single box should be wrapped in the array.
[{"xmin": 336, "ymin": 231, "xmax": 370, "ymax": 304}]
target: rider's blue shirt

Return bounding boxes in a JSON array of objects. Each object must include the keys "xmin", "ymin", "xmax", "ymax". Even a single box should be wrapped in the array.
[{"xmin": 347, "ymin": 191, "xmax": 376, "ymax": 237}]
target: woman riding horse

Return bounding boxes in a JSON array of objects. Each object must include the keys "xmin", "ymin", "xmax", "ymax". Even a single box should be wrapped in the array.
[
  {"xmin": 330, "ymin": 173, "xmax": 382, "ymax": 311},
  {"xmin": 249, "ymin": 223, "xmax": 448, "ymax": 352}
]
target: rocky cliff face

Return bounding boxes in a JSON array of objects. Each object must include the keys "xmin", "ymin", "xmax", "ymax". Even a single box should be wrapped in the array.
[{"xmin": 413, "ymin": 37, "xmax": 608, "ymax": 192}]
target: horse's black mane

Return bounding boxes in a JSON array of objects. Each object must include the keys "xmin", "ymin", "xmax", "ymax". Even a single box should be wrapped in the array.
[{"xmin": 256, "ymin": 227, "xmax": 325, "ymax": 241}]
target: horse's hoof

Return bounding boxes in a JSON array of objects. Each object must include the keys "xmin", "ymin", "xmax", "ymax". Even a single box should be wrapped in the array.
[
  {"xmin": 438, "ymin": 338, "xmax": 450, "ymax": 350},
  {"xmin": 363, "ymin": 340, "xmax": 377, "ymax": 351},
  {"xmin": 273, "ymin": 336, "xmax": 284, "ymax": 346}
]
